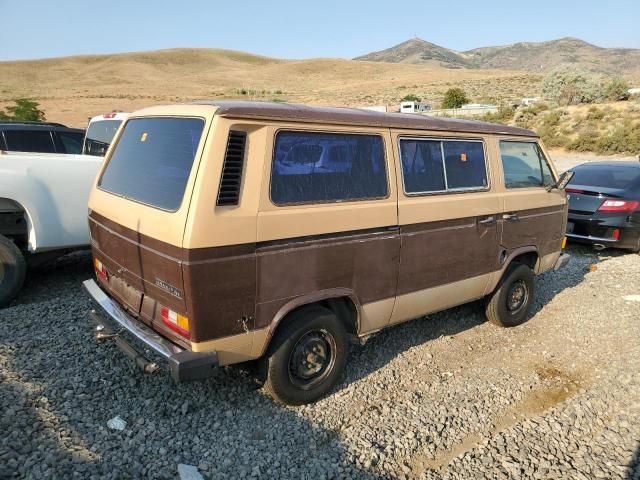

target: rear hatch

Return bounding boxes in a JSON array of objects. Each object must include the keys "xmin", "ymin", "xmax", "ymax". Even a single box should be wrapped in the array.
[{"xmin": 89, "ymin": 115, "xmax": 207, "ymax": 345}]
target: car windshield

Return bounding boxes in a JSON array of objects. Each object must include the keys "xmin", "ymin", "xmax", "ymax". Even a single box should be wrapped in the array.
[
  {"xmin": 98, "ymin": 117, "xmax": 205, "ymax": 211},
  {"xmin": 570, "ymin": 166, "xmax": 640, "ymax": 190}
]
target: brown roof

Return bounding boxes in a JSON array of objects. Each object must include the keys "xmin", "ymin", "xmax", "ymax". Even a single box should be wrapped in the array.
[{"xmin": 193, "ymin": 100, "xmax": 537, "ymax": 138}]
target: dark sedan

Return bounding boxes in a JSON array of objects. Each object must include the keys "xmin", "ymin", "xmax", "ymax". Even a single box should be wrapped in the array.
[{"xmin": 565, "ymin": 161, "xmax": 640, "ymax": 252}]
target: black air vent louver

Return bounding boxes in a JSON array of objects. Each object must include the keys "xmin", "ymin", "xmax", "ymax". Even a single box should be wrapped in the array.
[{"xmin": 216, "ymin": 130, "xmax": 247, "ymax": 206}]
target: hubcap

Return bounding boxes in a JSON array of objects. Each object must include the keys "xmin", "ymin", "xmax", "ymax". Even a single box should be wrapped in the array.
[
  {"xmin": 507, "ymin": 280, "xmax": 528, "ymax": 313},
  {"xmin": 288, "ymin": 330, "xmax": 336, "ymax": 390}
]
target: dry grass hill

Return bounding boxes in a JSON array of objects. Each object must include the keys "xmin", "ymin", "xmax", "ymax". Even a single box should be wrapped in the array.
[
  {"xmin": 356, "ymin": 37, "xmax": 640, "ymax": 74},
  {"xmin": 0, "ymin": 48, "xmax": 541, "ymax": 127}
]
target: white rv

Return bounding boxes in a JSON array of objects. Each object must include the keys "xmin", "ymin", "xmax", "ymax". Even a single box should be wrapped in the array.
[{"xmin": 400, "ymin": 101, "xmax": 432, "ymax": 114}]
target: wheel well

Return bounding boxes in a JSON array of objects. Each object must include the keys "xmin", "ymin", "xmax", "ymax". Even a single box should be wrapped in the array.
[
  {"xmin": 509, "ymin": 251, "xmax": 538, "ymax": 271},
  {"xmin": 0, "ymin": 198, "xmax": 28, "ymax": 250},
  {"xmin": 276, "ymin": 296, "xmax": 359, "ymax": 337}
]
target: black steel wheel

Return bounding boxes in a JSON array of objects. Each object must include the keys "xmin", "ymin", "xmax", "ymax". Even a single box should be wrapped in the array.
[
  {"xmin": 485, "ymin": 262, "xmax": 535, "ymax": 328},
  {"xmin": 263, "ymin": 306, "xmax": 348, "ymax": 405}
]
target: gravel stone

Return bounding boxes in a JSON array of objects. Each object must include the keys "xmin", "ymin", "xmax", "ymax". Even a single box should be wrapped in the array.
[{"xmin": 1, "ymin": 247, "xmax": 639, "ymax": 479}]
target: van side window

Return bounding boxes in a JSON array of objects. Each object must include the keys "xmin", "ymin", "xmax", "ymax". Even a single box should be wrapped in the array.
[
  {"xmin": 270, "ymin": 131, "xmax": 388, "ymax": 205},
  {"xmin": 400, "ymin": 138, "xmax": 487, "ymax": 194},
  {"xmin": 500, "ymin": 141, "xmax": 555, "ymax": 188}
]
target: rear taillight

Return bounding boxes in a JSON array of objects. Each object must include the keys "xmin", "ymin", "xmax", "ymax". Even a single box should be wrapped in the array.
[
  {"xmin": 161, "ymin": 306, "xmax": 190, "ymax": 339},
  {"xmin": 598, "ymin": 200, "xmax": 640, "ymax": 213},
  {"xmin": 94, "ymin": 258, "xmax": 108, "ymax": 281},
  {"xmin": 565, "ymin": 188, "xmax": 583, "ymax": 193},
  {"xmin": 103, "ymin": 112, "xmax": 116, "ymax": 118}
]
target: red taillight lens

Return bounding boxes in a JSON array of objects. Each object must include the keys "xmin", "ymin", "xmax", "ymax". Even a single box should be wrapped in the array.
[
  {"xmin": 94, "ymin": 258, "xmax": 107, "ymax": 281},
  {"xmin": 103, "ymin": 112, "xmax": 116, "ymax": 119},
  {"xmin": 565, "ymin": 188, "xmax": 584, "ymax": 193},
  {"xmin": 612, "ymin": 229, "xmax": 620, "ymax": 240},
  {"xmin": 598, "ymin": 199, "xmax": 640, "ymax": 213},
  {"xmin": 161, "ymin": 306, "xmax": 190, "ymax": 339}
]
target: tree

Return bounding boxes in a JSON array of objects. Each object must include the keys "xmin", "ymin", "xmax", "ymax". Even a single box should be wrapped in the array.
[
  {"xmin": 5, "ymin": 98, "xmax": 46, "ymax": 121},
  {"xmin": 542, "ymin": 68, "xmax": 605, "ymax": 105},
  {"xmin": 441, "ymin": 88, "xmax": 468, "ymax": 109},
  {"xmin": 400, "ymin": 93, "xmax": 422, "ymax": 102}
]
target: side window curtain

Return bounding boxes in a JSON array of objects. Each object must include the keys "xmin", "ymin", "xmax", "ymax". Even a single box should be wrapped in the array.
[
  {"xmin": 400, "ymin": 138, "xmax": 487, "ymax": 194},
  {"xmin": 270, "ymin": 131, "xmax": 388, "ymax": 205},
  {"xmin": 500, "ymin": 141, "xmax": 552, "ymax": 189}
]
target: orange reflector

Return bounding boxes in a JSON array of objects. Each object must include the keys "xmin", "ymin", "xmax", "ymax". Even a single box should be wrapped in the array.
[
  {"xmin": 94, "ymin": 258, "xmax": 107, "ymax": 281},
  {"xmin": 161, "ymin": 306, "xmax": 190, "ymax": 338},
  {"xmin": 561, "ymin": 237, "xmax": 567, "ymax": 249}
]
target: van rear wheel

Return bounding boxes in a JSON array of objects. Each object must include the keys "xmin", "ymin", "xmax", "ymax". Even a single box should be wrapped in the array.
[
  {"xmin": 0, "ymin": 234, "xmax": 26, "ymax": 308},
  {"xmin": 485, "ymin": 262, "xmax": 535, "ymax": 328},
  {"xmin": 263, "ymin": 306, "xmax": 348, "ymax": 405}
]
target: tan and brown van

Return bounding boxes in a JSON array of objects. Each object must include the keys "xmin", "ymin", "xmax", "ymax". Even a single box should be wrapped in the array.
[{"xmin": 83, "ymin": 101, "xmax": 572, "ymax": 405}]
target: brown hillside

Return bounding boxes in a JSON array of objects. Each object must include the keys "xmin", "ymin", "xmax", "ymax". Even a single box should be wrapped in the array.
[{"xmin": 0, "ymin": 48, "xmax": 541, "ymax": 127}]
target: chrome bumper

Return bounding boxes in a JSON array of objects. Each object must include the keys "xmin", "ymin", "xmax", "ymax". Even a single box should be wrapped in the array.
[
  {"xmin": 82, "ymin": 279, "xmax": 218, "ymax": 382},
  {"xmin": 553, "ymin": 253, "xmax": 571, "ymax": 271}
]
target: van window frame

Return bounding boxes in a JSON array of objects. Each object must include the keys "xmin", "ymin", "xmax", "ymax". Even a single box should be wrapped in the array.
[
  {"xmin": 269, "ymin": 128, "xmax": 391, "ymax": 207},
  {"xmin": 397, "ymin": 136, "xmax": 491, "ymax": 196},
  {"xmin": 97, "ymin": 115, "xmax": 207, "ymax": 213},
  {"xmin": 499, "ymin": 139, "xmax": 557, "ymax": 189}
]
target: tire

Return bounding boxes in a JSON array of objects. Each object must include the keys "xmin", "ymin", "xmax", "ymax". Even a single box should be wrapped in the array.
[
  {"xmin": 485, "ymin": 262, "xmax": 535, "ymax": 328},
  {"xmin": 263, "ymin": 306, "xmax": 348, "ymax": 405},
  {"xmin": 0, "ymin": 234, "xmax": 27, "ymax": 308}
]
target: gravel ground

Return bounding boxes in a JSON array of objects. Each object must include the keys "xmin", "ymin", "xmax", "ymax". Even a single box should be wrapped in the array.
[{"xmin": 1, "ymin": 244, "xmax": 639, "ymax": 479}]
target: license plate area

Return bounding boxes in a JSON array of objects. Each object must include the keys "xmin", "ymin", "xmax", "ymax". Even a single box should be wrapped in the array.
[{"xmin": 108, "ymin": 275, "xmax": 143, "ymax": 315}]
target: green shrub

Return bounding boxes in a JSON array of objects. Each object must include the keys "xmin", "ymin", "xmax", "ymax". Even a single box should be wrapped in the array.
[
  {"xmin": 441, "ymin": 88, "xmax": 469, "ymax": 109},
  {"xmin": 569, "ymin": 130, "xmax": 600, "ymax": 152},
  {"xmin": 481, "ymin": 106, "xmax": 515, "ymax": 125},
  {"xmin": 515, "ymin": 103, "xmax": 550, "ymax": 128},
  {"xmin": 401, "ymin": 93, "xmax": 422, "ymax": 102},
  {"xmin": 3, "ymin": 98, "xmax": 46, "ymax": 121},
  {"xmin": 594, "ymin": 120, "xmax": 640, "ymax": 154},
  {"xmin": 586, "ymin": 106, "xmax": 605, "ymax": 121},
  {"xmin": 604, "ymin": 77, "xmax": 630, "ymax": 102}
]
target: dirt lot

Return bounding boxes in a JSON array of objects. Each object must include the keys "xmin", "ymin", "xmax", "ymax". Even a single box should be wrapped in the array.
[{"xmin": 1, "ymin": 241, "xmax": 639, "ymax": 479}]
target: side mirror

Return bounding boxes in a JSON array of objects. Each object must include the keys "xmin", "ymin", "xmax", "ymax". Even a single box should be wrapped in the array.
[{"xmin": 548, "ymin": 170, "xmax": 574, "ymax": 191}]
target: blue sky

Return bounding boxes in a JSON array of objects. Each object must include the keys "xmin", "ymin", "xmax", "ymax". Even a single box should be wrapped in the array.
[{"xmin": 1, "ymin": 0, "xmax": 639, "ymax": 61}]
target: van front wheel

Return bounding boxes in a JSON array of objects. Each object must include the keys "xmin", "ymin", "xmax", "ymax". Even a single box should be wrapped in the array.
[
  {"xmin": 263, "ymin": 306, "xmax": 348, "ymax": 405},
  {"xmin": 485, "ymin": 262, "xmax": 535, "ymax": 328}
]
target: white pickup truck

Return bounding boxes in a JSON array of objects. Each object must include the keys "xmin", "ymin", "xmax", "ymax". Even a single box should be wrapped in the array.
[{"xmin": 0, "ymin": 151, "xmax": 103, "ymax": 306}]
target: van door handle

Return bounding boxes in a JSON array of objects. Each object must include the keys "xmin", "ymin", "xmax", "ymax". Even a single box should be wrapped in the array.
[
  {"xmin": 503, "ymin": 213, "xmax": 519, "ymax": 222},
  {"xmin": 478, "ymin": 216, "xmax": 496, "ymax": 226}
]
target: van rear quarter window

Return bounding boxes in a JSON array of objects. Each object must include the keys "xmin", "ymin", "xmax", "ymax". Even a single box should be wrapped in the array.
[
  {"xmin": 400, "ymin": 138, "xmax": 487, "ymax": 193},
  {"xmin": 98, "ymin": 117, "xmax": 204, "ymax": 211},
  {"xmin": 270, "ymin": 131, "xmax": 387, "ymax": 204}
]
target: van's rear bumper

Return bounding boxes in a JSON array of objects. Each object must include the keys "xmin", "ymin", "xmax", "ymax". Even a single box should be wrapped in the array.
[{"xmin": 82, "ymin": 279, "xmax": 218, "ymax": 382}]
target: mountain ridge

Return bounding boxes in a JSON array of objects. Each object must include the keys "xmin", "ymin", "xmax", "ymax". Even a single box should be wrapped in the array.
[{"xmin": 355, "ymin": 37, "xmax": 640, "ymax": 73}]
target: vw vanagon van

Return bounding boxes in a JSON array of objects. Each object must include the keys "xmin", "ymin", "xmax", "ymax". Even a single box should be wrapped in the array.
[{"xmin": 83, "ymin": 101, "xmax": 572, "ymax": 405}]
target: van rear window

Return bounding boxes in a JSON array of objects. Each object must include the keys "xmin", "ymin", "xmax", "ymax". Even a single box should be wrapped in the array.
[{"xmin": 99, "ymin": 117, "xmax": 204, "ymax": 211}]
